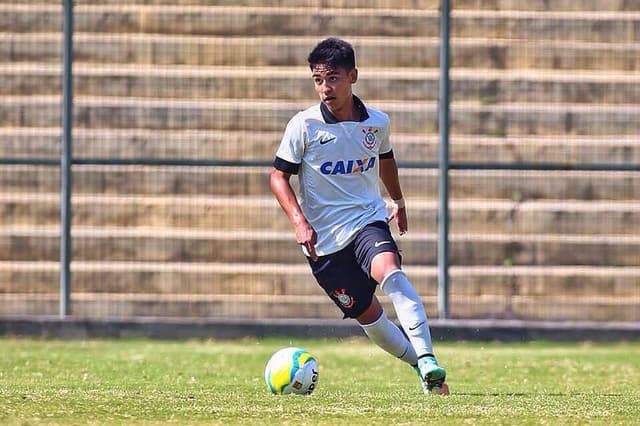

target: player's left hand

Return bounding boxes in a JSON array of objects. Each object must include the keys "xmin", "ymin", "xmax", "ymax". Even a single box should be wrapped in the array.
[
  {"xmin": 395, "ymin": 206, "xmax": 408, "ymax": 235},
  {"xmin": 388, "ymin": 201, "xmax": 408, "ymax": 235}
]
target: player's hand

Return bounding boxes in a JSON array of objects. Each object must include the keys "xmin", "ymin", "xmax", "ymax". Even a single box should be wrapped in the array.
[
  {"xmin": 388, "ymin": 199, "xmax": 408, "ymax": 236},
  {"xmin": 295, "ymin": 222, "xmax": 318, "ymax": 261},
  {"xmin": 396, "ymin": 206, "xmax": 408, "ymax": 235}
]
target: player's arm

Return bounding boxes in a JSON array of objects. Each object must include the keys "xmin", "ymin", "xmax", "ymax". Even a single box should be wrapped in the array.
[
  {"xmin": 269, "ymin": 167, "xmax": 318, "ymax": 260},
  {"xmin": 379, "ymin": 153, "xmax": 408, "ymax": 235}
]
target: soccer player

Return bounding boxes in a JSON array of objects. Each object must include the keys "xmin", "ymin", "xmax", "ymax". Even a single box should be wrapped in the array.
[{"xmin": 269, "ymin": 37, "xmax": 448, "ymax": 395}]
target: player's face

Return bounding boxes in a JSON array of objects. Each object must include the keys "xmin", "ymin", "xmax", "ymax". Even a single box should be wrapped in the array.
[{"xmin": 311, "ymin": 64, "xmax": 357, "ymax": 113}]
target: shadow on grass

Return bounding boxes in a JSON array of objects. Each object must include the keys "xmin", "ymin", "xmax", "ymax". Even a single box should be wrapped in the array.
[{"xmin": 452, "ymin": 392, "xmax": 624, "ymax": 397}]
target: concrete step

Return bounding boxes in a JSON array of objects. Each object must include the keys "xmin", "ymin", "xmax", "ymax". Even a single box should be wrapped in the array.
[
  {"xmin": 2, "ymin": 226, "xmax": 639, "ymax": 266},
  {"xmin": 3, "ymin": 5, "xmax": 638, "ymax": 42},
  {"xmin": 3, "ymin": 96, "xmax": 639, "ymax": 135},
  {"xmin": 0, "ymin": 1, "xmax": 443, "ymax": 10},
  {"xmin": 3, "ymin": 34, "xmax": 639, "ymax": 71},
  {"xmin": 2, "ymin": 193, "xmax": 639, "ymax": 236},
  {"xmin": 2, "ymin": 1, "xmax": 639, "ymax": 12},
  {"xmin": 2, "ymin": 262, "xmax": 638, "ymax": 299},
  {"xmin": 3, "ymin": 64, "xmax": 640, "ymax": 105},
  {"xmin": 1, "ymin": 291, "xmax": 638, "ymax": 322},
  {"xmin": 2, "ymin": 128, "xmax": 638, "ymax": 167},
  {"xmin": 0, "ymin": 127, "xmax": 283, "ymax": 162},
  {"xmin": 2, "ymin": 165, "xmax": 638, "ymax": 200}
]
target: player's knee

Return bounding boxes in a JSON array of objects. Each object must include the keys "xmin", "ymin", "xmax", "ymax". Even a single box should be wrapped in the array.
[
  {"xmin": 380, "ymin": 269, "xmax": 406, "ymax": 291},
  {"xmin": 371, "ymin": 253, "xmax": 402, "ymax": 283}
]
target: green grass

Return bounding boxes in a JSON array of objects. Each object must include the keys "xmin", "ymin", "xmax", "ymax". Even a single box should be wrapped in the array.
[{"xmin": 1, "ymin": 337, "xmax": 639, "ymax": 425}]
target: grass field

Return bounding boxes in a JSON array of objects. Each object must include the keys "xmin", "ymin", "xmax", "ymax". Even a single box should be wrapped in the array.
[{"xmin": 1, "ymin": 337, "xmax": 639, "ymax": 425}]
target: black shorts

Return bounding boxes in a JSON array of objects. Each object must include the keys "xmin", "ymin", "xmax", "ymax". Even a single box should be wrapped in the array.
[{"xmin": 307, "ymin": 221, "xmax": 401, "ymax": 319}]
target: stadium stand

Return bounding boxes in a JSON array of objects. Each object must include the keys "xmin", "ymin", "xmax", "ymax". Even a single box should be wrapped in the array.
[{"xmin": 0, "ymin": 0, "xmax": 638, "ymax": 321}]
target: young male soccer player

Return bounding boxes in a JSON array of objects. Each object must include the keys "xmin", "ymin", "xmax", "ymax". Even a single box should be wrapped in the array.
[{"xmin": 269, "ymin": 37, "xmax": 448, "ymax": 395}]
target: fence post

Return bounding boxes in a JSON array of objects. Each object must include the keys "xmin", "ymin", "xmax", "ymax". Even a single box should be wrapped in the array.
[
  {"xmin": 438, "ymin": 0, "xmax": 451, "ymax": 319},
  {"xmin": 60, "ymin": 0, "xmax": 73, "ymax": 317}
]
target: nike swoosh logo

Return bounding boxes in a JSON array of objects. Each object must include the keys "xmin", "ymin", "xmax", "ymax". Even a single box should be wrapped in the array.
[
  {"xmin": 408, "ymin": 321, "xmax": 425, "ymax": 331},
  {"xmin": 319, "ymin": 137, "xmax": 336, "ymax": 145},
  {"xmin": 374, "ymin": 241, "xmax": 391, "ymax": 248}
]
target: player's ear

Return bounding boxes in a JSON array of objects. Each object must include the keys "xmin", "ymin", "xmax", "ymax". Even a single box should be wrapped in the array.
[{"xmin": 350, "ymin": 68, "xmax": 358, "ymax": 84}]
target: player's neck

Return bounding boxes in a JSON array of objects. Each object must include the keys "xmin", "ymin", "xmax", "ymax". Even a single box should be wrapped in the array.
[{"xmin": 325, "ymin": 97, "xmax": 358, "ymax": 122}]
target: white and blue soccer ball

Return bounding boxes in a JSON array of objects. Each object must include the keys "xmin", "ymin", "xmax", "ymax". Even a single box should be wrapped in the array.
[{"xmin": 264, "ymin": 347, "xmax": 319, "ymax": 395}]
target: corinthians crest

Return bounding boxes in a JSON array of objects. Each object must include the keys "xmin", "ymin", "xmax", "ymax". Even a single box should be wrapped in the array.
[
  {"xmin": 361, "ymin": 127, "xmax": 379, "ymax": 150},
  {"xmin": 332, "ymin": 288, "xmax": 355, "ymax": 308}
]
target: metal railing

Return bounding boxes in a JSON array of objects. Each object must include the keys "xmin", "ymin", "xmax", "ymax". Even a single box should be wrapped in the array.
[{"xmin": 1, "ymin": 1, "xmax": 638, "ymax": 322}]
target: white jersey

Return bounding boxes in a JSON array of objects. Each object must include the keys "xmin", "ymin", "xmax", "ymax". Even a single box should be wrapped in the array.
[{"xmin": 274, "ymin": 96, "xmax": 393, "ymax": 256}]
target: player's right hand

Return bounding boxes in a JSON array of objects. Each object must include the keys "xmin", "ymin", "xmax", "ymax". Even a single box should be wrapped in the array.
[{"xmin": 295, "ymin": 223, "xmax": 318, "ymax": 261}]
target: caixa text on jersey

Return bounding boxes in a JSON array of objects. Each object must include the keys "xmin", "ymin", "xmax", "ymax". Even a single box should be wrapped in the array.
[{"xmin": 320, "ymin": 157, "xmax": 376, "ymax": 175}]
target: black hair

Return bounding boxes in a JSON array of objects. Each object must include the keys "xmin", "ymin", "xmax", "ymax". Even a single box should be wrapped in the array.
[{"xmin": 307, "ymin": 37, "xmax": 356, "ymax": 71}]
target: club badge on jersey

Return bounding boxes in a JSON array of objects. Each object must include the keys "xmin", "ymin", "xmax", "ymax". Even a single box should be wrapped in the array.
[{"xmin": 361, "ymin": 127, "xmax": 380, "ymax": 150}]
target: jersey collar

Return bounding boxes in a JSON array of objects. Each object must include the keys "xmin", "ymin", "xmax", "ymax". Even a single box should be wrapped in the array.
[{"xmin": 320, "ymin": 95, "xmax": 370, "ymax": 124}]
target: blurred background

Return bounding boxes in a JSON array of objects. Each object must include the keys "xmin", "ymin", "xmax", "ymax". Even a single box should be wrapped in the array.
[{"xmin": 0, "ymin": 0, "xmax": 638, "ymax": 324}]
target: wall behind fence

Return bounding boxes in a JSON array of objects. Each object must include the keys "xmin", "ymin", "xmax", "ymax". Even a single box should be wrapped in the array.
[{"xmin": 0, "ymin": 0, "xmax": 638, "ymax": 322}]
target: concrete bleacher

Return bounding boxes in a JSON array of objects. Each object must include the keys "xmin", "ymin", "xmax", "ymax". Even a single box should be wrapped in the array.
[{"xmin": 0, "ymin": 0, "xmax": 639, "ymax": 321}]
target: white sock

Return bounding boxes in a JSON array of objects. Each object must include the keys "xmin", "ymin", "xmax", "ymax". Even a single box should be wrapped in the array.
[
  {"xmin": 360, "ymin": 309, "xmax": 418, "ymax": 366},
  {"xmin": 381, "ymin": 269, "xmax": 434, "ymax": 357}
]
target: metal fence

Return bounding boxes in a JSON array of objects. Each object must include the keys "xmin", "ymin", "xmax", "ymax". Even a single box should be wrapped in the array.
[{"xmin": 1, "ymin": 0, "xmax": 639, "ymax": 323}]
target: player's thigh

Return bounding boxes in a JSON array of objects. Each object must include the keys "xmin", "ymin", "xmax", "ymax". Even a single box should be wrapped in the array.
[
  {"xmin": 307, "ymin": 248, "xmax": 377, "ymax": 319},
  {"xmin": 353, "ymin": 221, "xmax": 401, "ymax": 282}
]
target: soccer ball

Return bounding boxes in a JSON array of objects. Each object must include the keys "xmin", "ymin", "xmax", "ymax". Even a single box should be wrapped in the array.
[{"xmin": 264, "ymin": 347, "xmax": 319, "ymax": 395}]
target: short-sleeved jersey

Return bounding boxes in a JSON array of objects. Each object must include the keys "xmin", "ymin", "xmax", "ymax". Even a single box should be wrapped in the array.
[{"xmin": 274, "ymin": 96, "xmax": 393, "ymax": 256}]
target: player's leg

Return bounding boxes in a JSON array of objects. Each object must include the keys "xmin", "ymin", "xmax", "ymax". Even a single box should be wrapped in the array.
[
  {"xmin": 356, "ymin": 295, "xmax": 418, "ymax": 366},
  {"xmin": 354, "ymin": 221, "xmax": 447, "ymax": 394},
  {"xmin": 306, "ymin": 245, "xmax": 417, "ymax": 366},
  {"xmin": 372, "ymin": 255, "xmax": 447, "ymax": 393}
]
